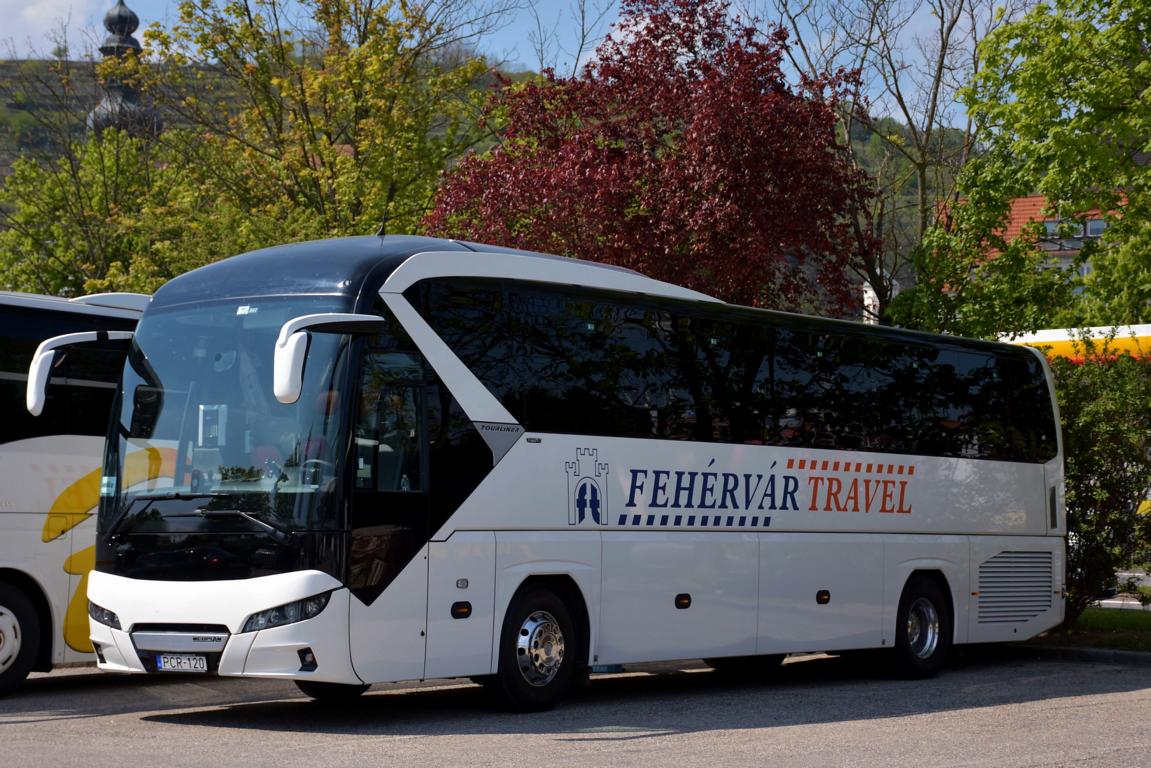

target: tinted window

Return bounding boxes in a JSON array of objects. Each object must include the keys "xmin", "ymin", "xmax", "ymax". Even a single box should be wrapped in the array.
[
  {"xmin": 997, "ymin": 351, "xmax": 1059, "ymax": 461},
  {"xmin": 0, "ymin": 305, "xmax": 135, "ymax": 443},
  {"xmin": 354, "ymin": 304, "xmax": 492, "ymax": 538},
  {"xmin": 412, "ymin": 279, "xmax": 1057, "ymax": 463}
]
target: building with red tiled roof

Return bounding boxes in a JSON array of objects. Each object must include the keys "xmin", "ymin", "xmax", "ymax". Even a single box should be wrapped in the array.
[{"xmin": 1002, "ymin": 195, "xmax": 1111, "ymax": 276}]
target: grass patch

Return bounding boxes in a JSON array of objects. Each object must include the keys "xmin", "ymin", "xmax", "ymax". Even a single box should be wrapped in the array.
[{"xmin": 1028, "ymin": 606, "xmax": 1151, "ymax": 652}]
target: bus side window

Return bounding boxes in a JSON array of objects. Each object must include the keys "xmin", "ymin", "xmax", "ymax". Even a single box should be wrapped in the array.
[
  {"xmin": 356, "ymin": 352, "xmax": 423, "ymax": 492},
  {"xmin": 771, "ymin": 329, "xmax": 821, "ymax": 447}
]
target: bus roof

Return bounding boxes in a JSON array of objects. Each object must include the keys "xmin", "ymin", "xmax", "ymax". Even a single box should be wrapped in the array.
[
  {"xmin": 150, "ymin": 235, "xmax": 717, "ymax": 311},
  {"xmin": 148, "ymin": 235, "xmax": 1048, "ymax": 361},
  {"xmin": 0, "ymin": 291, "xmax": 146, "ymax": 319}
]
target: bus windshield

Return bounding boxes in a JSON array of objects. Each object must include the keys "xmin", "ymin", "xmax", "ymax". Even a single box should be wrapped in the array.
[{"xmin": 100, "ymin": 297, "xmax": 353, "ymax": 536}]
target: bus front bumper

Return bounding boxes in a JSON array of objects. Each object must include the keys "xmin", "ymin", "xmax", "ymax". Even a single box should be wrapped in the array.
[{"xmin": 87, "ymin": 570, "xmax": 363, "ymax": 684}]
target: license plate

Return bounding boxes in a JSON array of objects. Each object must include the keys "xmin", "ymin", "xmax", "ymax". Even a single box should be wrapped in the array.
[{"xmin": 156, "ymin": 654, "xmax": 208, "ymax": 673}]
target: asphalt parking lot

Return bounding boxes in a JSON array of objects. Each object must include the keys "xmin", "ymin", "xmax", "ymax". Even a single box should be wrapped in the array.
[{"xmin": 4, "ymin": 649, "xmax": 1151, "ymax": 768}]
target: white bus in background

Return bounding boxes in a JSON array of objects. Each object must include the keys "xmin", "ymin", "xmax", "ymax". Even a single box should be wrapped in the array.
[
  {"xmin": 34, "ymin": 236, "xmax": 1065, "ymax": 711},
  {"xmin": 0, "ymin": 291, "xmax": 146, "ymax": 694}
]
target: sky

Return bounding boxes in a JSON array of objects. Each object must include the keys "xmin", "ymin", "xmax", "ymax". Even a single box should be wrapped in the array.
[
  {"xmin": 0, "ymin": 0, "xmax": 622, "ymax": 69},
  {"xmin": 0, "ymin": 0, "xmax": 951, "ymax": 125}
]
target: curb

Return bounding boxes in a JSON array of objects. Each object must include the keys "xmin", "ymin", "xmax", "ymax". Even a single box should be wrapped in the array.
[{"xmin": 1005, "ymin": 643, "xmax": 1151, "ymax": 666}]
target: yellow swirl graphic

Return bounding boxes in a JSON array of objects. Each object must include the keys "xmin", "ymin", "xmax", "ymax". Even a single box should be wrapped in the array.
[
  {"xmin": 51, "ymin": 447, "xmax": 176, "ymax": 652},
  {"xmin": 63, "ymin": 546, "xmax": 97, "ymax": 652}
]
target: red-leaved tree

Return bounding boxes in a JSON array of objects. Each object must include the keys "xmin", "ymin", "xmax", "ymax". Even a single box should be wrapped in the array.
[{"xmin": 424, "ymin": 0, "xmax": 876, "ymax": 314}]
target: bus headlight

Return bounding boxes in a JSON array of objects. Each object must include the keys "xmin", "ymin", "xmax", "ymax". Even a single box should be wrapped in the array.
[
  {"xmin": 88, "ymin": 601, "xmax": 121, "ymax": 630},
  {"xmin": 241, "ymin": 592, "xmax": 332, "ymax": 633}
]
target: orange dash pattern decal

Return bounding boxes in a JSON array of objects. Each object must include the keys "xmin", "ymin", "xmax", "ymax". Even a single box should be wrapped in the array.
[{"xmin": 787, "ymin": 457, "xmax": 915, "ymax": 514}]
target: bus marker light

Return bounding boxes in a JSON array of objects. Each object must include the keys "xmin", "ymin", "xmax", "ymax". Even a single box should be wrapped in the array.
[
  {"xmin": 451, "ymin": 602, "xmax": 472, "ymax": 619},
  {"xmin": 816, "ymin": 590, "xmax": 831, "ymax": 605},
  {"xmin": 675, "ymin": 594, "xmax": 692, "ymax": 609}
]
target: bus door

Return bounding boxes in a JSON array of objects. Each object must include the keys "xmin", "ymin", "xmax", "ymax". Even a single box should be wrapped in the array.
[{"xmin": 347, "ymin": 347, "xmax": 431, "ymax": 684}]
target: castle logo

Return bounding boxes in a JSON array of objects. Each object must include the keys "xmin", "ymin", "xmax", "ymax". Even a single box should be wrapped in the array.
[{"xmin": 565, "ymin": 448, "xmax": 608, "ymax": 526}]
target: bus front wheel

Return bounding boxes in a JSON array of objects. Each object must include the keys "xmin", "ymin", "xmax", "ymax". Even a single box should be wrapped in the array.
[
  {"xmin": 495, "ymin": 586, "xmax": 576, "ymax": 712},
  {"xmin": 295, "ymin": 680, "xmax": 370, "ymax": 703},
  {"xmin": 0, "ymin": 583, "xmax": 39, "ymax": 696},
  {"xmin": 893, "ymin": 576, "xmax": 951, "ymax": 679}
]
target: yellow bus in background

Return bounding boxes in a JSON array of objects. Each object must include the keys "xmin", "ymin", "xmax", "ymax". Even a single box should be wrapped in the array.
[{"xmin": 1007, "ymin": 325, "xmax": 1151, "ymax": 362}]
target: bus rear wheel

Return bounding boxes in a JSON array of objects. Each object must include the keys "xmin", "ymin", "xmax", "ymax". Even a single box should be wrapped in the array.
[
  {"xmin": 295, "ymin": 680, "xmax": 370, "ymax": 703},
  {"xmin": 0, "ymin": 583, "xmax": 39, "ymax": 696},
  {"xmin": 893, "ymin": 576, "xmax": 951, "ymax": 679},
  {"xmin": 495, "ymin": 587, "xmax": 576, "ymax": 712}
]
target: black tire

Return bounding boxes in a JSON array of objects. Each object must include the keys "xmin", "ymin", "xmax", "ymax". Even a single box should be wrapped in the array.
[
  {"xmin": 0, "ymin": 582, "xmax": 40, "ymax": 697},
  {"xmin": 494, "ymin": 586, "xmax": 577, "ymax": 712},
  {"xmin": 704, "ymin": 654, "xmax": 785, "ymax": 679},
  {"xmin": 294, "ymin": 680, "xmax": 370, "ymax": 702},
  {"xmin": 893, "ymin": 576, "xmax": 951, "ymax": 679}
]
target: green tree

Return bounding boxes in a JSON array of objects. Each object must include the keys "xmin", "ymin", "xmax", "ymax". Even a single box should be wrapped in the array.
[
  {"xmin": 0, "ymin": 129, "xmax": 167, "ymax": 295},
  {"xmin": 887, "ymin": 150, "xmax": 1081, "ymax": 338},
  {"xmin": 964, "ymin": 0, "xmax": 1151, "ymax": 325},
  {"xmin": 136, "ymin": 0, "xmax": 498, "ymax": 240},
  {"xmin": 0, "ymin": 0, "xmax": 504, "ymax": 295},
  {"xmin": 0, "ymin": 126, "xmax": 241, "ymax": 295},
  {"xmin": 85, "ymin": 142, "xmax": 268, "ymax": 293}
]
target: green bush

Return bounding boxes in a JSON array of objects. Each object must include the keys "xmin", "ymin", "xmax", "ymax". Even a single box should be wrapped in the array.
[{"xmin": 1053, "ymin": 346, "xmax": 1151, "ymax": 625}]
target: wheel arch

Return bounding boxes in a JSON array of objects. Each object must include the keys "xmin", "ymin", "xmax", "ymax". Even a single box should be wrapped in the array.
[
  {"xmin": 0, "ymin": 568, "xmax": 55, "ymax": 673},
  {"xmin": 902, "ymin": 568, "xmax": 956, "ymax": 643},
  {"xmin": 506, "ymin": 574, "xmax": 592, "ymax": 670}
]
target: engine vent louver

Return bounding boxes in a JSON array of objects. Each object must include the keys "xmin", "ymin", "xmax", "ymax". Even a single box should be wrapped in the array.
[{"xmin": 978, "ymin": 551, "xmax": 1054, "ymax": 624}]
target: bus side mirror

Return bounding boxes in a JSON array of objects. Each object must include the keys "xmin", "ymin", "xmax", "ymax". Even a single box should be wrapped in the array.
[
  {"xmin": 26, "ymin": 330, "xmax": 136, "ymax": 416},
  {"xmin": 26, "ymin": 348, "xmax": 57, "ymax": 417},
  {"xmin": 274, "ymin": 330, "xmax": 311, "ymax": 405},
  {"xmin": 273, "ymin": 313, "xmax": 387, "ymax": 405}
]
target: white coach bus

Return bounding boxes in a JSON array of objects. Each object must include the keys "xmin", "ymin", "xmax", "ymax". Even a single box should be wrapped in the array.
[
  {"xmin": 31, "ymin": 236, "xmax": 1064, "ymax": 710},
  {"xmin": 0, "ymin": 290, "xmax": 146, "ymax": 694}
]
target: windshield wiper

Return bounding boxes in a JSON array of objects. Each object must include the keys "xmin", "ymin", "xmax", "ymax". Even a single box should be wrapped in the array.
[
  {"xmin": 105, "ymin": 498, "xmax": 155, "ymax": 540},
  {"xmin": 106, "ymin": 492, "xmax": 229, "ymax": 538},
  {"xmin": 196, "ymin": 508, "xmax": 295, "ymax": 541}
]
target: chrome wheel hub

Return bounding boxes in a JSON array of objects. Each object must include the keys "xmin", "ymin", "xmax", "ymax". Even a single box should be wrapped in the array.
[
  {"xmin": 907, "ymin": 597, "xmax": 940, "ymax": 659},
  {"xmin": 0, "ymin": 605, "xmax": 20, "ymax": 674},
  {"xmin": 515, "ymin": 610, "xmax": 565, "ymax": 687}
]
